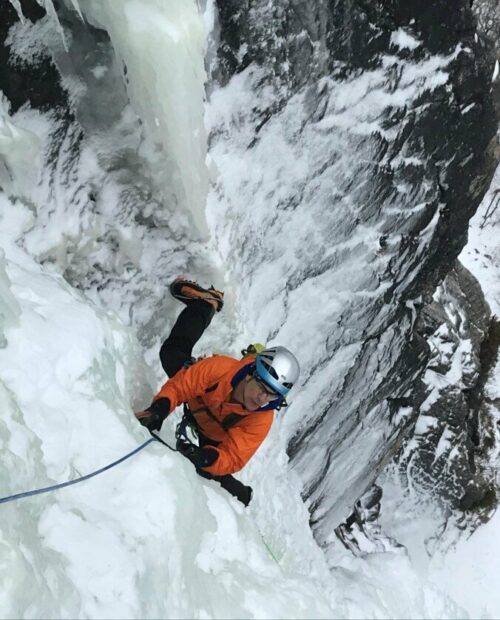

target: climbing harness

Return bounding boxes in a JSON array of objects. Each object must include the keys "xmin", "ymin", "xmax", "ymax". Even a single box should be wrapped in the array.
[
  {"xmin": 175, "ymin": 405, "xmax": 198, "ymax": 445},
  {"xmin": 0, "ymin": 432, "xmax": 177, "ymax": 506}
]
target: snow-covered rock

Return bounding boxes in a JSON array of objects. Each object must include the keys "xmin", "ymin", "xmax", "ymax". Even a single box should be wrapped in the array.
[{"xmin": 395, "ymin": 262, "xmax": 495, "ymax": 513}]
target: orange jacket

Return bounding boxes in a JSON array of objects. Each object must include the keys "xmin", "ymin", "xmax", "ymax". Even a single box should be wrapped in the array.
[{"xmin": 154, "ymin": 355, "xmax": 274, "ymax": 476}]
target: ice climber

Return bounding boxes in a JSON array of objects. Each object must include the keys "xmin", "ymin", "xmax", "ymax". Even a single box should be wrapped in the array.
[{"xmin": 134, "ymin": 278, "xmax": 300, "ymax": 506}]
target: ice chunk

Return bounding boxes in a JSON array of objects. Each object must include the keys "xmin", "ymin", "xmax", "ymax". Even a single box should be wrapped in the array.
[
  {"xmin": 0, "ymin": 92, "xmax": 40, "ymax": 197},
  {"xmin": 0, "ymin": 251, "xmax": 21, "ymax": 347},
  {"xmin": 35, "ymin": 0, "xmax": 70, "ymax": 50}
]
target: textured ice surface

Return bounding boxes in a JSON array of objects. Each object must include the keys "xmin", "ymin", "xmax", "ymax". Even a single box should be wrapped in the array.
[
  {"xmin": 5, "ymin": 8, "xmax": 230, "ymax": 364},
  {"xmin": 0, "ymin": 197, "xmax": 335, "ymax": 619},
  {"xmin": 0, "ymin": 190, "xmax": 468, "ymax": 619}
]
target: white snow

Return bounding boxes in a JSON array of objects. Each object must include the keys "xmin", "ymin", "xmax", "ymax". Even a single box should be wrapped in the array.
[
  {"xmin": 390, "ymin": 29, "xmax": 421, "ymax": 51},
  {"xmin": 460, "ymin": 162, "xmax": 500, "ymax": 316},
  {"xmin": 414, "ymin": 415, "xmax": 439, "ymax": 435},
  {"xmin": 429, "ymin": 508, "xmax": 500, "ymax": 618}
]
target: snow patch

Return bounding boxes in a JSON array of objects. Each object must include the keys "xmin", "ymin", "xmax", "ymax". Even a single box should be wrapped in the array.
[{"xmin": 390, "ymin": 28, "xmax": 421, "ymax": 50}]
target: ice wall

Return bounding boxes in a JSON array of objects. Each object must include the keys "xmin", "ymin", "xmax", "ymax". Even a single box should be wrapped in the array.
[
  {"xmin": 0, "ymin": 194, "xmax": 339, "ymax": 620},
  {"xmin": 0, "ymin": 250, "xmax": 20, "ymax": 347},
  {"xmin": 0, "ymin": 186, "xmax": 337, "ymax": 619},
  {"xmin": 0, "ymin": 2, "xmax": 495, "ymax": 617},
  {"xmin": 3, "ymin": 0, "xmax": 222, "ymax": 354},
  {"xmin": 64, "ymin": 0, "xmax": 209, "ymax": 237}
]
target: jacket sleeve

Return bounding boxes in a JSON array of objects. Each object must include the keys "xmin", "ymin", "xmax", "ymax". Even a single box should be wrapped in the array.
[
  {"xmin": 153, "ymin": 356, "xmax": 225, "ymax": 413},
  {"xmin": 201, "ymin": 412, "xmax": 274, "ymax": 476}
]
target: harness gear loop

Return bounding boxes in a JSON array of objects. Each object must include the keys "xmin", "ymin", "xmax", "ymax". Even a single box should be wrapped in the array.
[{"xmin": 175, "ymin": 404, "xmax": 199, "ymax": 447}]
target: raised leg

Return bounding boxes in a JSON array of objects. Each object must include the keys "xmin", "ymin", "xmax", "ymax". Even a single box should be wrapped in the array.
[{"xmin": 159, "ymin": 300, "xmax": 215, "ymax": 377}]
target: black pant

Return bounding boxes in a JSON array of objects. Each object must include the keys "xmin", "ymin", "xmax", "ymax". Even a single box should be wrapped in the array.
[
  {"xmin": 160, "ymin": 301, "xmax": 252, "ymax": 507},
  {"xmin": 160, "ymin": 300, "xmax": 215, "ymax": 378}
]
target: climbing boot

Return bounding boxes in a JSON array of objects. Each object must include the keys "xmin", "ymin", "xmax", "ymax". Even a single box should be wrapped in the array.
[{"xmin": 169, "ymin": 277, "xmax": 224, "ymax": 312}]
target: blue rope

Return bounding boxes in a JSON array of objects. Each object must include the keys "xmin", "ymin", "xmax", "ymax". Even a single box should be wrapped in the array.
[{"xmin": 0, "ymin": 437, "xmax": 157, "ymax": 506}]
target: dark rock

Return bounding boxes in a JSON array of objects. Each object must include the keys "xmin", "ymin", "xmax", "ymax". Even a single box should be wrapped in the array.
[
  {"xmin": 396, "ymin": 262, "xmax": 497, "ymax": 512},
  {"xmin": 0, "ymin": 0, "xmax": 70, "ymax": 114},
  {"xmin": 472, "ymin": 0, "xmax": 500, "ymax": 120},
  {"xmin": 473, "ymin": 0, "xmax": 500, "ymax": 54},
  {"xmin": 335, "ymin": 484, "xmax": 406, "ymax": 556}
]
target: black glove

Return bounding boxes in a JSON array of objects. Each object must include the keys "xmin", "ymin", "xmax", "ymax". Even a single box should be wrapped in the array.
[
  {"xmin": 239, "ymin": 484, "xmax": 253, "ymax": 507},
  {"xmin": 218, "ymin": 477, "xmax": 253, "ymax": 506},
  {"xmin": 135, "ymin": 398, "xmax": 170, "ymax": 431},
  {"xmin": 176, "ymin": 438, "xmax": 219, "ymax": 469}
]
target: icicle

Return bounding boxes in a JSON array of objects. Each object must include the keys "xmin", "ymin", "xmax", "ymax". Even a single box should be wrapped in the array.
[
  {"xmin": 79, "ymin": 0, "xmax": 210, "ymax": 238},
  {"xmin": 65, "ymin": 0, "xmax": 84, "ymax": 22},
  {"xmin": 0, "ymin": 91, "xmax": 41, "ymax": 197},
  {"xmin": 34, "ymin": 0, "xmax": 69, "ymax": 51},
  {"xmin": 8, "ymin": 0, "xmax": 25, "ymax": 22},
  {"xmin": 0, "ymin": 249, "xmax": 21, "ymax": 342}
]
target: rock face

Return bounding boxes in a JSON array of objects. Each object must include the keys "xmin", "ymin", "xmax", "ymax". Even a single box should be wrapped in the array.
[
  {"xmin": 210, "ymin": 0, "xmax": 498, "ymax": 550},
  {"xmin": 396, "ymin": 262, "xmax": 497, "ymax": 513},
  {"xmin": 473, "ymin": 0, "xmax": 500, "ymax": 55},
  {"xmin": 472, "ymin": 0, "xmax": 500, "ymax": 120},
  {"xmin": 0, "ymin": 1, "xmax": 68, "ymax": 115}
]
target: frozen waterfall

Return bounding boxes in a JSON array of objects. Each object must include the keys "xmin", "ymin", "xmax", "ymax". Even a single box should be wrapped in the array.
[{"xmin": 1, "ymin": 0, "xmax": 500, "ymax": 618}]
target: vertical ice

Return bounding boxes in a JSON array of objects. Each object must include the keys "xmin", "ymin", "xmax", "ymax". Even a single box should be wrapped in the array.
[
  {"xmin": 7, "ymin": 0, "xmax": 25, "ymax": 22},
  {"xmin": 0, "ymin": 92, "xmax": 40, "ymax": 197},
  {"xmin": 0, "ymin": 251, "xmax": 20, "ymax": 348},
  {"xmin": 74, "ymin": 0, "xmax": 210, "ymax": 237}
]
